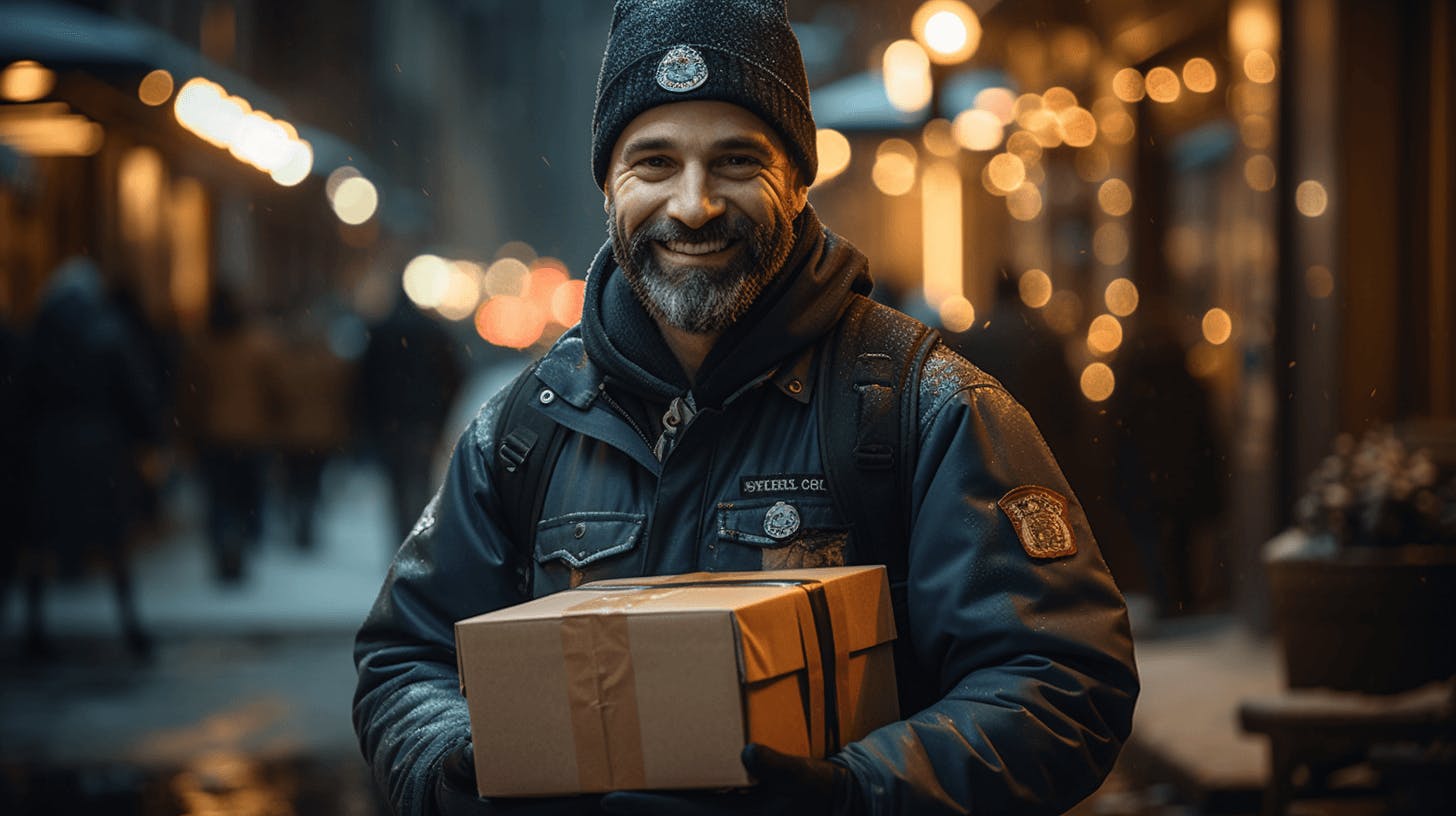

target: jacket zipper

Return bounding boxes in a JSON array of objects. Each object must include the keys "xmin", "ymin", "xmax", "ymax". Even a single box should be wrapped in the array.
[{"xmin": 598, "ymin": 386, "xmax": 658, "ymax": 456}]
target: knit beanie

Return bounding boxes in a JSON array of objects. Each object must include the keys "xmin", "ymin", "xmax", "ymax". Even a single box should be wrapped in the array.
[{"xmin": 591, "ymin": 0, "xmax": 818, "ymax": 189}]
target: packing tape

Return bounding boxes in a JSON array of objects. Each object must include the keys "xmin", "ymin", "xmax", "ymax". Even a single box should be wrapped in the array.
[{"xmin": 559, "ymin": 607, "xmax": 647, "ymax": 791}]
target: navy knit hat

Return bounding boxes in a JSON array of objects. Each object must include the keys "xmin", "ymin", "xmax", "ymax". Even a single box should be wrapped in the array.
[{"xmin": 591, "ymin": 0, "xmax": 818, "ymax": 189}]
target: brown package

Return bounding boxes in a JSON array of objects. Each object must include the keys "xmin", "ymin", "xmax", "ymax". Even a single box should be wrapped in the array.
[{"xmin": 454, "ymin": 565, "xmax": 900, "ymax": 797}]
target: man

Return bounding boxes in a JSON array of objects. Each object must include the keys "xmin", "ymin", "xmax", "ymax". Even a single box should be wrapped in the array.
[{"xmin": 354, "ymin": 2, "xmax": 1138, "ymax": 815}]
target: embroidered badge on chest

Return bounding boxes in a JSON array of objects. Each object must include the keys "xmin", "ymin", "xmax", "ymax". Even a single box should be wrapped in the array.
[
  {"xmin": 657, "ymin": 45, "xmax": 708, "ymax": 92},
  {"xmin": 763, "ymin": 501, "xmax": 801, "ymax": 541},
  {"xmin": 997, "ymin": 486, "xmax": 1077, "ymax": 559}
]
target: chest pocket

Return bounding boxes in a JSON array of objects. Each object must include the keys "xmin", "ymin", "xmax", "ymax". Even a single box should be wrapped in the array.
[
  {"xmin": 714, "ymin": 497, "xmax": 851, "ymax": 571},
  {"xmin": 533, "ymin": 511, "xmax": 647, "ymax": 596}
]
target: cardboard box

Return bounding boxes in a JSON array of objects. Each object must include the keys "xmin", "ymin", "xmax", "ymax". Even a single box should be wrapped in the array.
[{"xmin": 455, "ymin": 566, "xmax": 899, "ymax": 797}]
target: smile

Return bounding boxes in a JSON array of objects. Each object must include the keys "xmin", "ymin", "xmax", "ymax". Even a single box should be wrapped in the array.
[{"xmin": 657, "ymin": 238, "xmax": 736, "ymax": 258}]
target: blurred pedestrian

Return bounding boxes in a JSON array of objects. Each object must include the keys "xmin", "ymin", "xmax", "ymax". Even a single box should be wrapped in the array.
[
  {"xmin": 274, "ymin": 325, "xmax": 354, "ymax": 550},
  {"xmin": 357, "ymin": 297, "xmax": 462, "ymax": 543},
  {"xmin": 181, "ymin": 288, "xmax": 281, "ymax": 583},
  {"xmin": 1112, "ymin": 304, "xmax": 1227, "ymax": 617},
  {"xmin": 16, "ymin": 257, "xmax": 160, "ymax": 659},
  {"xmin": 0, "ymin": 314, "xmax": 25, "ymax": 635}
]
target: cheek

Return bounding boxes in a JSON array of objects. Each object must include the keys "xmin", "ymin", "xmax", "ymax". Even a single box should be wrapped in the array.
[{"xmin": 609, "ymin": 182, "xmax": 660, "ymax": 236}]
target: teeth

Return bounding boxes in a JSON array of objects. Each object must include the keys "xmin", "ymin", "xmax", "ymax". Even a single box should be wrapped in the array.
[{"xmin": 664, "ymin": 239, "xmax": 730, "ymax": 255}]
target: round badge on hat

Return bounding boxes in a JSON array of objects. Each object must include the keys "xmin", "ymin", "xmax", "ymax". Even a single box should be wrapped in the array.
[
  {"xmin": 763, "ymin": 501, "xmax": 801, "ymax": 541},
  {"xmin": 657, "ymin": 45, "xmax": 708, "ymax": 93}
]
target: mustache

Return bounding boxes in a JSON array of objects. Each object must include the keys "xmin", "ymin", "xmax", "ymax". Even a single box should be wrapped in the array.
[{"xmin": 629, "ymin": 212, "xmax": 758, "ymax": 248}]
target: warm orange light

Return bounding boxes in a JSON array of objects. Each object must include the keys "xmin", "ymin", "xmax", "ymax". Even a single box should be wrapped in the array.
[
  {"xmin": 1024, "ymin": 109, "xmax": 1064, "ymax": 148},
  {"xmin": 1186, "ymin": 342, "xmax": 1222, "ymax": 378},
  {"xmin": 1244, "ymin": 49, "xmax": 1277, "ymax": 83},
  {"xmin": 1075, "ymin": 145, "xmax": 1110, "ymax": 182},
  {"xmin": 169, "ymin": 176, "xmax": 210, "ymax": 332},
  {"xmin": 814, "ymin": 128, "xmax": 852, "ymax": 185},
  {"xmin": 883, "ymin": 40, "xmax": 933, "ymax": 112},
  {"xmin": 986, "ymin": 153, "xmax": 1026, "ymax": 193},
  {"xmin": 911, "ymin": 1, "xmax": 982, "ymax": 65},
  {"xmin": 526, "ymin": 263, "xmax": 570, "ymax": 313},
  {"xmin": 1296, "ymin": 180, "xmax": 1328, "ymax": 217},
  {"xmin": 952, "ymin": 109, "xmax": 1003, "ymax": 151},
  {"xmin": 1087, "ymin": 314, "xmax": 1124, "ymax": 354},
  {"xmin": 484, "ymin": 258, "xmax": 530, "ymax": 297},
  {"xmin": 1244, "ymin": 154, "xmax": 1276, "ymax": 191},
  {"xmin": 1240, "ymin": 114, "xmax": 1273, "ymax": 149},
  {"xmin": 921, "ymin": 119, "xmax": 960, "ymax": 158},
  {"xmin": 1202, "ymin": 307, "xmax": 1234, "ymax": 345},
  {"xmin": 0, "ymin": 109, "xmax": 104, "ymax": 156},
  {"xmin": 1006, "ymin": 131, "xmax": 1042, "ymax": 165},
  {"xmin": 496, "ymin": 241, "xmax": 538, "ymax": 262},
  {"xmin": 1105, "ymin": 278, "xmax": 1140, "ymax": 316},
  {"xmin": 331, "ymin": 176, "xmax": 378, "ymax": 224},
  {"xmin": 1042, "ymin": 86, "xmax": 1078, "ymax": 112},
  {"xmin": 1145, "ymin": 67, "xmax": 1181, "ymax": 103},
  {"xmin": 1098, "ymin": 178, "xmax": 1133, "ymax": 216},
  {"xmin": 551, "ymin": 279, "xmax": 587, "ymax": 326},
  {"xmin": 475, "ymin": 296, "xmax": 547, "ymax": 349},
  {"xmin": 1012, "ymin": 93, "xmax": 1045, "ymax": 127},
  {"xmin": 1080, "ymin": 362, "xmax": 1116, "ymax": 401},
  {"xmin": 403, "ymin": 255, "xmax": 452, "ymax": 308},
  {"xmin": 921, "ymin": 160, "xmax": 963, "ymax": 306},
  {"xmin": 1059, "ymin": 106, "xmax": 1097, "ymax": 148},
  {"xmin": 1045, "ymin": 291, "xmax": 1083, "ymax": 335},
  {"xmin": 973, "ymin": 87, "xmax": 1016, "ymax": 124},
  {"xmin": 938, "ymin": 296, "xmax": 976, "ymax": 332},
  {"xmin": 1182, "ymin": 58, "xmax": 1218, "ymax": 93},
  {"xmin": 119, "ymin": 146, "xmax": 165, "ymax": 245},
  {"xmin": 1019, "ymin": 269, "xmax": 1053, "ymax": 308},
  {"xmin": 1112, "ymin": 68, "xmax": 1145, "ymax": 103},
  {"xmin": 1006, "ymin": 183, "xmax": 1043, "ymax": 221},
  {"xmin": 1093, "ymin": 223, "xmax": 1130, "ymax": 265},
  {"xmin": 138, "ymin": 69, "xmax": 175, "ymax": 106},
  {"xmin": 1, "ymin": 60, "xmax": 55, "ymax": 102},
  {"xmin": 1306, "ymin": 265, "xmax": 1334, "ymax": 298}
]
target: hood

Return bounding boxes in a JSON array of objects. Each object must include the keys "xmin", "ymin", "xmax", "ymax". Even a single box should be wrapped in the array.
[{"xmin": 580, "ymin": 205, "xmax": 872, "ymax": 408}]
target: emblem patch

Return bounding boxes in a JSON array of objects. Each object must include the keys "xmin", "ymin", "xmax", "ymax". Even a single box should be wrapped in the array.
[
  {"xmin": 763, "ymin": 501, "xmax": 801, "ymax": 541},
  {"xmin": 657, "ymin": 45, "xmax": 708, "ymax": 92},
  {"xmin": 739, "ymin": 474, "xmax": 829, "ymax": 497},
  {"xmin": 998, "ymin": 486, "xmax": 1077, "ymax": 559}
]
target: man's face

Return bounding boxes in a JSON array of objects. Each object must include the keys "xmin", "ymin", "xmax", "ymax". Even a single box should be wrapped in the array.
[{"xmin": 605, "ymin": 100, "xmax": 808, "ymax": 335}]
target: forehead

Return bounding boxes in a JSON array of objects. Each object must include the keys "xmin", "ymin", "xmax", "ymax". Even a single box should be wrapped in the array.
[{"xmin": 612, "ymin": 100, "xmax": 788, "ymax": 157}]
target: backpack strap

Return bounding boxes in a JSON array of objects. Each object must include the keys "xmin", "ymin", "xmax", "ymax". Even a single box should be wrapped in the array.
[
  {"xmin": 817, "ymin": 295, "xmax": 940, "ymax": 581},
  {"xmin": 490, "ymin": 361, "xmax": 568, "ymax": 599}
]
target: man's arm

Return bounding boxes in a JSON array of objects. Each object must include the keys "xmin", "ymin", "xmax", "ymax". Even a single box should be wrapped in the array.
[
  {"xmin": 353, "ymin": 399, "xmax": 524, "ymax": 816},
  {"xmin": 835, "ymin": 349, "xmax": 1140, "ymax": 816}
]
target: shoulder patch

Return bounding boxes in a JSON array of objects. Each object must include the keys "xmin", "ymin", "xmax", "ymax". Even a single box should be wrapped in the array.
[{"xmin": 998, "ymin": 486, "xmax": 1077, "ymax": 559}]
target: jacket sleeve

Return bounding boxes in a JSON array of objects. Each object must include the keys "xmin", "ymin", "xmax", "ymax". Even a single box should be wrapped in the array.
[
  {"xmin": 352, "ymin": 395, "xmax": 524, "ymax": 816},
  {"xmin": 835, "ymin": 348, "xmax": 1140, "ymax": 815}
]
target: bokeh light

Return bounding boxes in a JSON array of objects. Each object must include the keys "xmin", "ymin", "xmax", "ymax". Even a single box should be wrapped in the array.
[
  {"xmin": 1241, "ymin": 115, "xmax": 1273, "ymax": 149},
  {"xmin": 1044, "ymin": 290, "xmax": 1083, "ymax": 335},
  {"xmin": 551, "ymin": 279, "xmax": 587, "ymax": 326},
  {"xmin": 1244, "ymin": 49, "xmax": 1277, "ymax": 83},
  {"xmin": 973, "ymin": 87, "xmax": 1016, "ymax": 124},
  {"xmin": 1182, "ymin": 58, "xmax": 1218, "ymax": 93},
  {"xmin": 1080, "ymin": 362, "xmax": 1116, "ymax": 401},
  {"xmin": 814, "ymin": 128, "xmax": 852, "ymax": 185},
  {"xmin": 1145, "ymin": 67, "xmax": 1181, "ymax": 103},
  {"xmin": 484, "ymin": 257, "xmax": 531, "ymax": 297},
  {"xmin": 1105, "ymin": 278, "xmax": 1140, "ymax": 316},
  {"xmin": 1075, "ymin": 145, "xmax": 1110, "ymax": 182},
  {"xmin": 1093, "ymin": 223, "xmax": 1130, "ymax": 265},
  {"xmin": 872, "ymin": 140, "xmax": 918, "ymax": 196},
  {"xmin": 1112, "ymin": 68, "xmax": 1145, "ymax": 103},
  {"xmin": 921, "ymin": 119, "xmax": 960, "ymax": 158},
  {"xmin": 403, "ymin": 254, "xmax": 452, "ymax": 309},
  {"xmin": 938, "ymin": 296, "xmax": 976, "ymax": 332},
  {"xmin": 496, "ymin": 240, "xmax": 538, "ymax": 262},
  {"xmin": 1186, "ymin": 342, "xmax": 1222, "ymax": 378},
  {"xmin": 1087, "ymin": 314, "xmax": 1124, "ymax": 354},
  {"xmin": 436, "ymin": 261, "xmax": 484, "ymax": 321},
  {"xmin": 1006, "ymin": 130, "xmax": 1043, "ymax": 165},
  {"xmin": 1006, "ymin": 182, "xmax": 1043, "ymax": 221},
  {"xmin": 1098, "ymin": 178, "xmax": 1133, "ymax": 216},
  {"xmin": 1296, "ymin": 180, "xmax": 1328, "ymax": 217},
  {"xmin": 1059, "ymin": 106, "xmax": 1097, "ymax": 147},
  {"xmin": 1, "ymin": 60, "xmax": 55, "ymax": 102},
  {"xmin": 912, "ymin": 1, "xmax": 982, "ymax": 65},
  {"xmin": 1202, "ymin": 307, "xmax": 1234, "ymax": 345},
  {"xmin": 986, "ymin": 153, "xmax": 1026, "ymax": 193},
  {"xmin": 1019, "ymin": 269, "xmax": 1053, "ymax": 308},
  {"xmin": 1043, "ymin": 86, "xmax": 1078, "ymax": 112},
  {"xmin": 1244, "ymin": 154, "xmax": 1276, "ymax": 191},
  {"xmin": 952, "ymin": 109, "xmax": 1003, "ymax": 151},
  {"xmin": 475, "ymin": 296, "xmax": 547, "ymax": 349},
  {"xmin": 883, "ymin": 39, "xmax": 933, "ymax": 112},
  {"xmin": 331, "ymin": 176, "xmax": 378, "ymax": 225},
  {"xmin": 138, "ymin": 69, "xmax": 175, "ymax": 106}
]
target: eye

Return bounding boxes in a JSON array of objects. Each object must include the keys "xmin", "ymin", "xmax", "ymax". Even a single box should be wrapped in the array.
[{"xmin": 718, "ymin": 154, "xmax": 763, "ymax": 177}]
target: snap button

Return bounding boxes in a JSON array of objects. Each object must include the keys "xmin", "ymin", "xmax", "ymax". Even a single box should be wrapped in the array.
[
  {"xmin": 572, "ymin": 523, "xmax": 587, "ymax": 539},
  {"xmin": 539, "ymin": 388, "xmax": 556, "ymax": 405},
  {"xmin": 787, "ymin": 379, "xmax": 803, "ymax": 394}
]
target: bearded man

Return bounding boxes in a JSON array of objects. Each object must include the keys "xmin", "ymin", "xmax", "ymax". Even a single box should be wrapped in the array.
[{"xmin": 353, "ymin": 2, "xmax": 1139, "ymax": 815}]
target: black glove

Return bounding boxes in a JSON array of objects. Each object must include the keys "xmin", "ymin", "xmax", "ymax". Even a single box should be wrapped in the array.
[
  {"xmin": 598, "ymin": 743, "xmax": 858, "ymax": 816},
  {"xmin": 435, "ymin": 741, "xmax": 602, "ymax": 816}
]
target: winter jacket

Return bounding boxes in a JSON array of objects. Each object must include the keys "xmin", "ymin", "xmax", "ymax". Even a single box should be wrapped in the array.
[{"xmin": 353, "ymin": 212, "xmax": 1139, "ymax": 816}]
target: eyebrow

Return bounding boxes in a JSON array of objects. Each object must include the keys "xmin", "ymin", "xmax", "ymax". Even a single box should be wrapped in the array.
[{"xmin": 620, "ymin": 134, "xmax": 777, "ymax": 160}]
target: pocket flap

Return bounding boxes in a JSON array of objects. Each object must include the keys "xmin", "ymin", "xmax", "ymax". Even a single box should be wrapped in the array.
[
  {"xmin": 717, "ymin": 498, "xmax": 847, "ymax": 547},
  {"xmin": 535, "ymin": 512, "xmax": 645, "ymax": 568}
]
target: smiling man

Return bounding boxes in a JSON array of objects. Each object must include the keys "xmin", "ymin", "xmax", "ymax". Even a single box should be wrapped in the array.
[{"xmin": 353, "ymin": 2, "xmax": 1138, "ymax": 815}]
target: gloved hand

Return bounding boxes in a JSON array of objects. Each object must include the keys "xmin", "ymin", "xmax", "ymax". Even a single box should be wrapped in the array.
[
  {"xmin": 435, "ymin": 741, "xmax": 602, "ymax": 816},
  {"xmin": 598, "ymin": 743, "xmax": 858, "ymax": 816}
]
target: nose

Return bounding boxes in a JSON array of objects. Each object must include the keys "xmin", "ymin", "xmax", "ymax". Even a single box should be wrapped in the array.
[{"xmin": 663, "ymin": 163, "xmax": 724, "ymax": 229}]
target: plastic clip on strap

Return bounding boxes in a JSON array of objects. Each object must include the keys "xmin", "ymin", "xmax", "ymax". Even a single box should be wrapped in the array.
[{"xmin": 498, "ymin": 428, "xmax": 537, "ymax": 474}]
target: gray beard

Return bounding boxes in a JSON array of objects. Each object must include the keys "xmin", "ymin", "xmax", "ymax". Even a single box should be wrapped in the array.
[{"xmin": 608, "ymin": 205, "xmax": 796, "ymax": 334}]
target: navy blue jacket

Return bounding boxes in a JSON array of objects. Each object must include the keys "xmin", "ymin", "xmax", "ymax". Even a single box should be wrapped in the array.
[{"xmin": 354, "ymin": 219, "xmax": 1138, "ymax": 815}]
